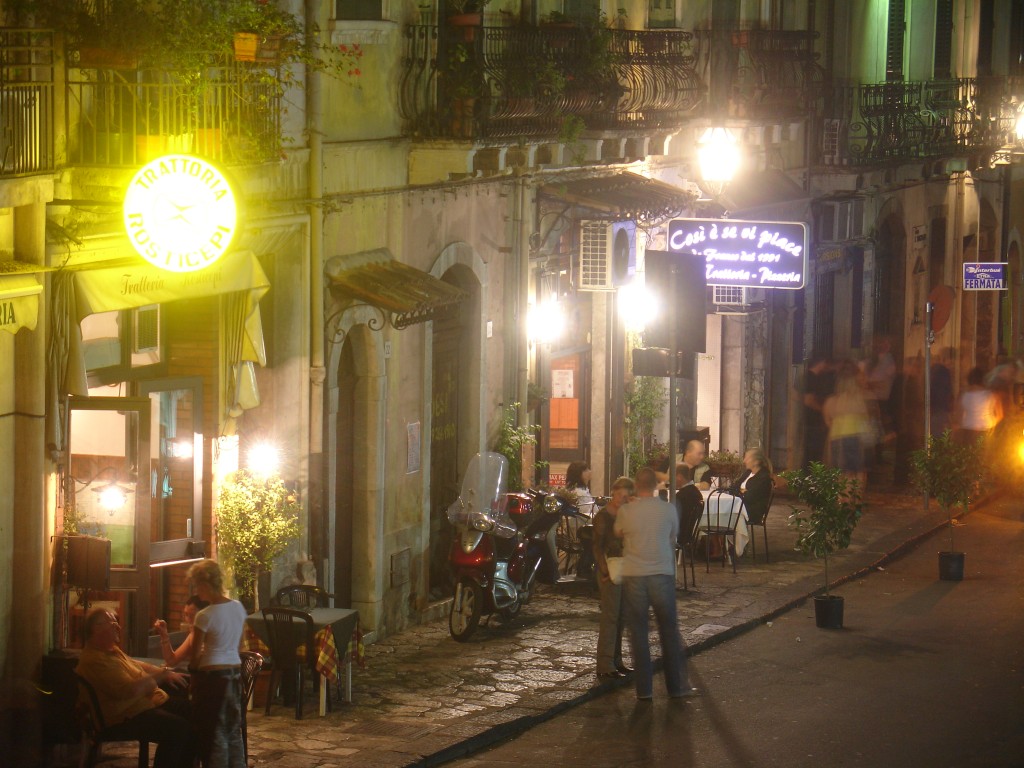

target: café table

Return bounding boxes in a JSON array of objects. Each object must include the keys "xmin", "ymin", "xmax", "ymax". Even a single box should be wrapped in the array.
[
  {"xmin": 245, "ymin": 607, "xmax": 359, "ymax": 716},
  {"xmin": 698, "ymin": 489, "xmax": 750, "ymax": 557}
]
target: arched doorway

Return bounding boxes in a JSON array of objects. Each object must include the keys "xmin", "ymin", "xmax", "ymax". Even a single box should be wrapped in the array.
[
  {"xmin": 334, "ymin": 336, "xmax": 356, "ymax": 608},
  {"xmin": 428, "ymin": 265, "xmax": 480, "ymax": 601}
]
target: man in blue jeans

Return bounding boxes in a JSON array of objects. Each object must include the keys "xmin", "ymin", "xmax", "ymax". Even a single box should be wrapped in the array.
[{"xmin": 615, "ymin": 466, "xmax": 698, "ymax": 701}]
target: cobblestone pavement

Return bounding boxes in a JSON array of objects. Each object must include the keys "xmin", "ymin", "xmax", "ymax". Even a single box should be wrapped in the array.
[{"xmin": 82, "ymin": 485, "xmax": 962, "ymax": 768}]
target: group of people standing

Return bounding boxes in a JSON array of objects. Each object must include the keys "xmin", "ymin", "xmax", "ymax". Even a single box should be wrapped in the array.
[
  {"xmin": 803, "ymin": 338, "xmax": 1022, "ymax": 486},
  {"xmin": 75, "ymin": 559, "xmax": 249, "ymax": 768},
  {"xmin": 586, "ymin": 441, "xmax": 775, "ymax": 701}
]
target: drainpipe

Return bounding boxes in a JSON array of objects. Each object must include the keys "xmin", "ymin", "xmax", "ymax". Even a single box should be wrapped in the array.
[
  {"xmin": 306, "ymin": 0, "xmax": 327, "ymax": 580},
  {"xmin": 517, "ymin": 178, "xmax": 531, "ymax": 427}
]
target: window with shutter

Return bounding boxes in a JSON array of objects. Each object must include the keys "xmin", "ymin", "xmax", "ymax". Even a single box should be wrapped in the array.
[
  {"xmin": 886, "ymin": 0, "xmax": 906, "ymax": 81},
  {"xmin": 934, "ymin": 0, "xmax": 953, "ymax": 79}
]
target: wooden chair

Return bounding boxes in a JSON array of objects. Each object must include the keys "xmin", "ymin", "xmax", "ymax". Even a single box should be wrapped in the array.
[
  {"xmin": 260, "ymin": 607, "xmax": 331, "ymax": 719},
  {"xmin": 746, "ymin": 481, "xmax": 775, "ymax": 563},
  {"xmin": 702, "ymin": 489, "xmax": 746, "ymax": 574},
  {"xmin": 74, "ymin": 673, "xmax": 149, "ymax": 768},
  {"xmin": 238, "ymin": 651, "xmax": 264, "ymax": 762},
  {"xmin": 675, "ymin": 484, "xmax": 705, "ymax": 590},
  {"xmin": 271, "ymin": 584, "xmax": 333, "ymax": 609}
]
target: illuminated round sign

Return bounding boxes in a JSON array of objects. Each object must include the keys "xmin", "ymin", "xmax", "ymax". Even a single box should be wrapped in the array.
[{"xmin": 124, "ymin": 154, "xmax": 237, "ymax": 272}]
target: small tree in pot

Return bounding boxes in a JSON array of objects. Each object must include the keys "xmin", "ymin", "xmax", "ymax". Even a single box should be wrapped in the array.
[
  {"xmin": 780, "ymin": 462, "xmax": 862, "ymax": 629},
  {"xmin": 216, "ymin": 469, "xmax": 301, "ymax": 610},
  {"xmin": 909, "ymin": 430, "xmax": 982, "ymax": 581}
]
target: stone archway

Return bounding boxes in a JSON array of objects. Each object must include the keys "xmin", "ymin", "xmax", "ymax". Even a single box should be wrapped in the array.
[
  {"xmin": 325, "ymin": 309, "xmax": 386, "ymax": 631},
  {"xmin": 427, "ymin": 263, "xmax": 481, "ymax": 601}
]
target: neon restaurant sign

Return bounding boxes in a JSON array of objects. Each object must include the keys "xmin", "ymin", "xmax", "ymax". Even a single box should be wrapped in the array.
[
  {"xmin": 123, "ymin": 155, "xmax": 238, "ymax": 273},
  {"xmin": 668, "ymin": 218, "xmax": 807, "ymax": 289}
]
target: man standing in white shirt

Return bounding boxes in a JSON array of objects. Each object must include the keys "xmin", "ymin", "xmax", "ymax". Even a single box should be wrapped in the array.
[{"xmin": 615, "ymin": 467, "xmax": 698, "ymax": 701}]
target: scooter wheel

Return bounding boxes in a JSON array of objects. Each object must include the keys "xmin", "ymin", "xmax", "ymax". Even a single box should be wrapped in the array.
[{"xmin": 449, "ymin": 577, "xmax": 483, "ymax": 642}]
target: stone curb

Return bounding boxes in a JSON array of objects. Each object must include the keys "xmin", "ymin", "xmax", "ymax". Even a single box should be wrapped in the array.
[{"xmin": 408, "ymin": 496, "xmax": 984, "ymax": 767}]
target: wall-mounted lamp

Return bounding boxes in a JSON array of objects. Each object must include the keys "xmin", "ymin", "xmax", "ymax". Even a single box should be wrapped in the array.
[
  {"xmin": 617, "ymin": 282, "xmax": 659, "ymax": 333},
  {"xmin": 527, "ymin": 297, "xmax": 566, "ymax": 345},
  {"xmin": 697, "ymin": 126, "xmax": 741, "ymax": 198},
  {"xmin": 247, "ymin": 441, "xmax": 280, "ymax": 477}
]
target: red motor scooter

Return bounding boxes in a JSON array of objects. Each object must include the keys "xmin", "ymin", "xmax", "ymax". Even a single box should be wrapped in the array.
[{"xmin": 447, "ymin": 452, "xmax": 563, "ymax": 641}]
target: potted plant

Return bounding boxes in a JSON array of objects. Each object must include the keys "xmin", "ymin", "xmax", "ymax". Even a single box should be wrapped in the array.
[
  {"xmin": 216, "ymin": 469, "xmax": 301, "ymax": 610},
  {"xmin": 707, "ymin": 449, "xmax": 743, "ymax": 480},
  {"xmin": 447, "ymin": 0, "xmax": 490, "ymax": 41},
  {"xmin": 442, "ymin": 41, "xmax": 486, "ymax": 136},
  {"xmin": 780, "ymin": 462, "xmax": 862, "ymax": 629},
  {"xmin": 494, "ymin": 402, "xmax": 540, "ymax": 491},
  {"xmin": 909, "ymin": 429, "xmax": 983, "ymax": 581}
]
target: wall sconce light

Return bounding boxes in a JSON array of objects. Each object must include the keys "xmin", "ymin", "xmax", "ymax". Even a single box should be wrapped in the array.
[
  {"xmin": 697, "ymin": 126, "xmax": 741, "ymax": 197},
  {"xmin": 527, "ymin": 297, "xmax": 566, "ymax": 345},
  {"xmin": 247, "ymin": 441, "xmax": 280, "ymax": 477},
  {"xmin": 617, "ymin": 282, "xmax": 659, "ymax": 333}
]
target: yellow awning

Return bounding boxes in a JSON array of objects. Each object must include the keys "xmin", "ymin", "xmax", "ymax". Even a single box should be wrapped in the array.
[{"xmin": 0, "ymin": 274, "xmax": 43, "ymax": 335}]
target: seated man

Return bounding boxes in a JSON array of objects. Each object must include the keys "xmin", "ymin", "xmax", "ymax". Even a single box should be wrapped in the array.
[
  {"xmin": 681, "ymin": 439, "xmax": 712, "ymax": 491},
  {"xmin": 75, "ymin": 608, "xmax": 195, "ymax": 768}
]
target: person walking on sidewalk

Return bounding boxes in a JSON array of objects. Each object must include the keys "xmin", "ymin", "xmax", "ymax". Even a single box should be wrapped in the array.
[
  {"xmin": 615, "ymin": 467, "xmax": 697, "ymax": 701},
  {"xmin": 592, "ymin": 475, "xmax": 634, "ymax": 679}
]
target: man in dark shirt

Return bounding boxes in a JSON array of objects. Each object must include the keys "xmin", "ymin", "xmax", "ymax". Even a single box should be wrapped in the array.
[{"xmin": 803, "ymin": 356, "xmax": 834, "ymax": 466}]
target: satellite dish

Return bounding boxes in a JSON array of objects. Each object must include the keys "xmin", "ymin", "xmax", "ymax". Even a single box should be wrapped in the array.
[{"xmin": 928, "ymin": 285, "xmax": 955, "ymax": 333}]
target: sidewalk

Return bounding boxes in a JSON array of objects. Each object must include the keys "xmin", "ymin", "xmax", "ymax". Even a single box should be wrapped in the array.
[{"xmin": 98, "ymin": 484, "xmax": 961, "ymax": 768}]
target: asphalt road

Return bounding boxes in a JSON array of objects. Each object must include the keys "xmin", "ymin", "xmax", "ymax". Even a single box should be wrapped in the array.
[{"xmin": 452, "ymin": 497, "xmax": 1024, "ymax": 768}]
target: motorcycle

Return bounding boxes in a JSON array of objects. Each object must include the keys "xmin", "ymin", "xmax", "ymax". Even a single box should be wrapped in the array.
[{"xmin": 447, "ymin": 452, "xmax": 563, "ymax": 642}]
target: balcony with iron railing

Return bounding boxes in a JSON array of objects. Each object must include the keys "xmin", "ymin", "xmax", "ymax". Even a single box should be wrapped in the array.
[
  {"xmin": 400, "ymin": 24, "xmax": 704, "ymax": 142},
  {"xmin": 66, "ymin": 56, "xmax": 282, "ymax": 167},
  {"xmin": 819, "ymin": 78, "xmax": 1016, "ymax": 167},
  {"xmin": 691, "ymin": 28, "xmax": 825, "ymax": 120},
  {"xmin": 0, "ymin": 28, "xmax": 55, "ymax": 177}
]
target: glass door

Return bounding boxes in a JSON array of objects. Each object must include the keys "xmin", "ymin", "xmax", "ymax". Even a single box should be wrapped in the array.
[
  {"xmin": 66, "ymin": 396, "xmax": 151, "ymax": 654},
  {"xmin": 139, "ymin": 378, "xmax": 205, "ymax": 647}
]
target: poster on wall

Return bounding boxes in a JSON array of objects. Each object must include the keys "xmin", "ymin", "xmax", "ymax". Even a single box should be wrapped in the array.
[
  {"xmin": 551, "ymin": 369, "xmax": 574, "ymax": 399},
  {"xmin": 407, "ymin": 421, "xmax": 421, "ymax": 474}
]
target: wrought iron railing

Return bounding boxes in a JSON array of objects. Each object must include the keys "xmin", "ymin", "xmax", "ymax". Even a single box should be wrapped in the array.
[
  {"xmin": 400, "ymin": 24, "xmax": 703, "ymax": 140},
  {"xmin": 691, "ymin": 28, "xmax": 824, "ymax": 118},
  {"xmin": 66, "ymin": 56, "xmax": 282, "ymax": 167},
  {"xmin": 0, "ymin": 28, "xmax": 55, "ymax": 176},
  {"xmin": 820, "ymin": 78, "xmax": 1014, "ymax": 166}
]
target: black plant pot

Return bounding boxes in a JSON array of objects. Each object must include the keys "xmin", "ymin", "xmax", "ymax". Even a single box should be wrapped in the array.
[
  {"xmin": 813, "ymin": 594, "xmax": 844, "ymax": 629},
  {"xmin": 938, "ymin": 551, "xmax": 965, "ymax": 581}
]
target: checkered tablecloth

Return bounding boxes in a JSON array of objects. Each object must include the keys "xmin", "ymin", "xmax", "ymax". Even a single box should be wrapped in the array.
[{"xmin": 243, "ymin": 619, "xmax": 364, "ymax": 681}]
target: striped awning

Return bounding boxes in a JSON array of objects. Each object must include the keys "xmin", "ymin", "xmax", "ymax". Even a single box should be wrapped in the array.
[{"xmin": 327, "ymin": 249, "xmax": 465, "ymax": 329}]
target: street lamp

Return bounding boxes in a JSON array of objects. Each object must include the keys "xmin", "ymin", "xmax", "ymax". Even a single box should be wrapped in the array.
[
  {"xmin": 696, "ymin": 127, "xmax": 741, "ymax": 197},
  {"xmin": 527, "ymin": 297, "xmax": 566, "ymax": 345}
]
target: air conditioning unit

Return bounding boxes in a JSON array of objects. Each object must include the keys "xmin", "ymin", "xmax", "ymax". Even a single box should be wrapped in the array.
[
  {"xmin": 817, "ymin": 198, "xmax": 865, "ymax": 242},
  {"xmin": 711, "ymin": 286, "xmax": 764, "ymax": 314},
  {"xmin": 712, "ymin": 286, "xmax": 749, "ymax": 306},
  {"xmin": 133, "ymin": 304, "xmax": 160, "ymax": 353},
  {"xmin": 577, "ymin": 220, "xmax": 639, "ymax": 291}
]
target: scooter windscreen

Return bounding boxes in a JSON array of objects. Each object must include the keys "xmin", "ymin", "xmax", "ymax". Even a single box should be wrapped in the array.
[{"xmin": 446, "ymin": 452, "xmax": 516, "ymax": 538}]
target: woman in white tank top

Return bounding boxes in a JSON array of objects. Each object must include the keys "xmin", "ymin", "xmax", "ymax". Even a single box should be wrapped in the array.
[{"xmin": 188, "ymin": 559, "xmax": 248, "ymax": 768}]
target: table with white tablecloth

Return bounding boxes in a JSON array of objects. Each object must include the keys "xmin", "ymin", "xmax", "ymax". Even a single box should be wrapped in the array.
[{"xmin": 698, "ymin": 489, "xmax": 750, "ymax": 556}]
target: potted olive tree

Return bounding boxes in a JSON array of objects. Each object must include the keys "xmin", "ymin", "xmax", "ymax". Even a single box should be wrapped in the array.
[
  {"xmin": 216, "ymin": 469, "xmax": 301, "ymax": 611},
  {"xmin": 910, "ymin": 430, "xmax": 982, "ymax": 581},
  {"xmin": 780, "ymin": 462, "xmax": 862, "ymax": 629}
]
